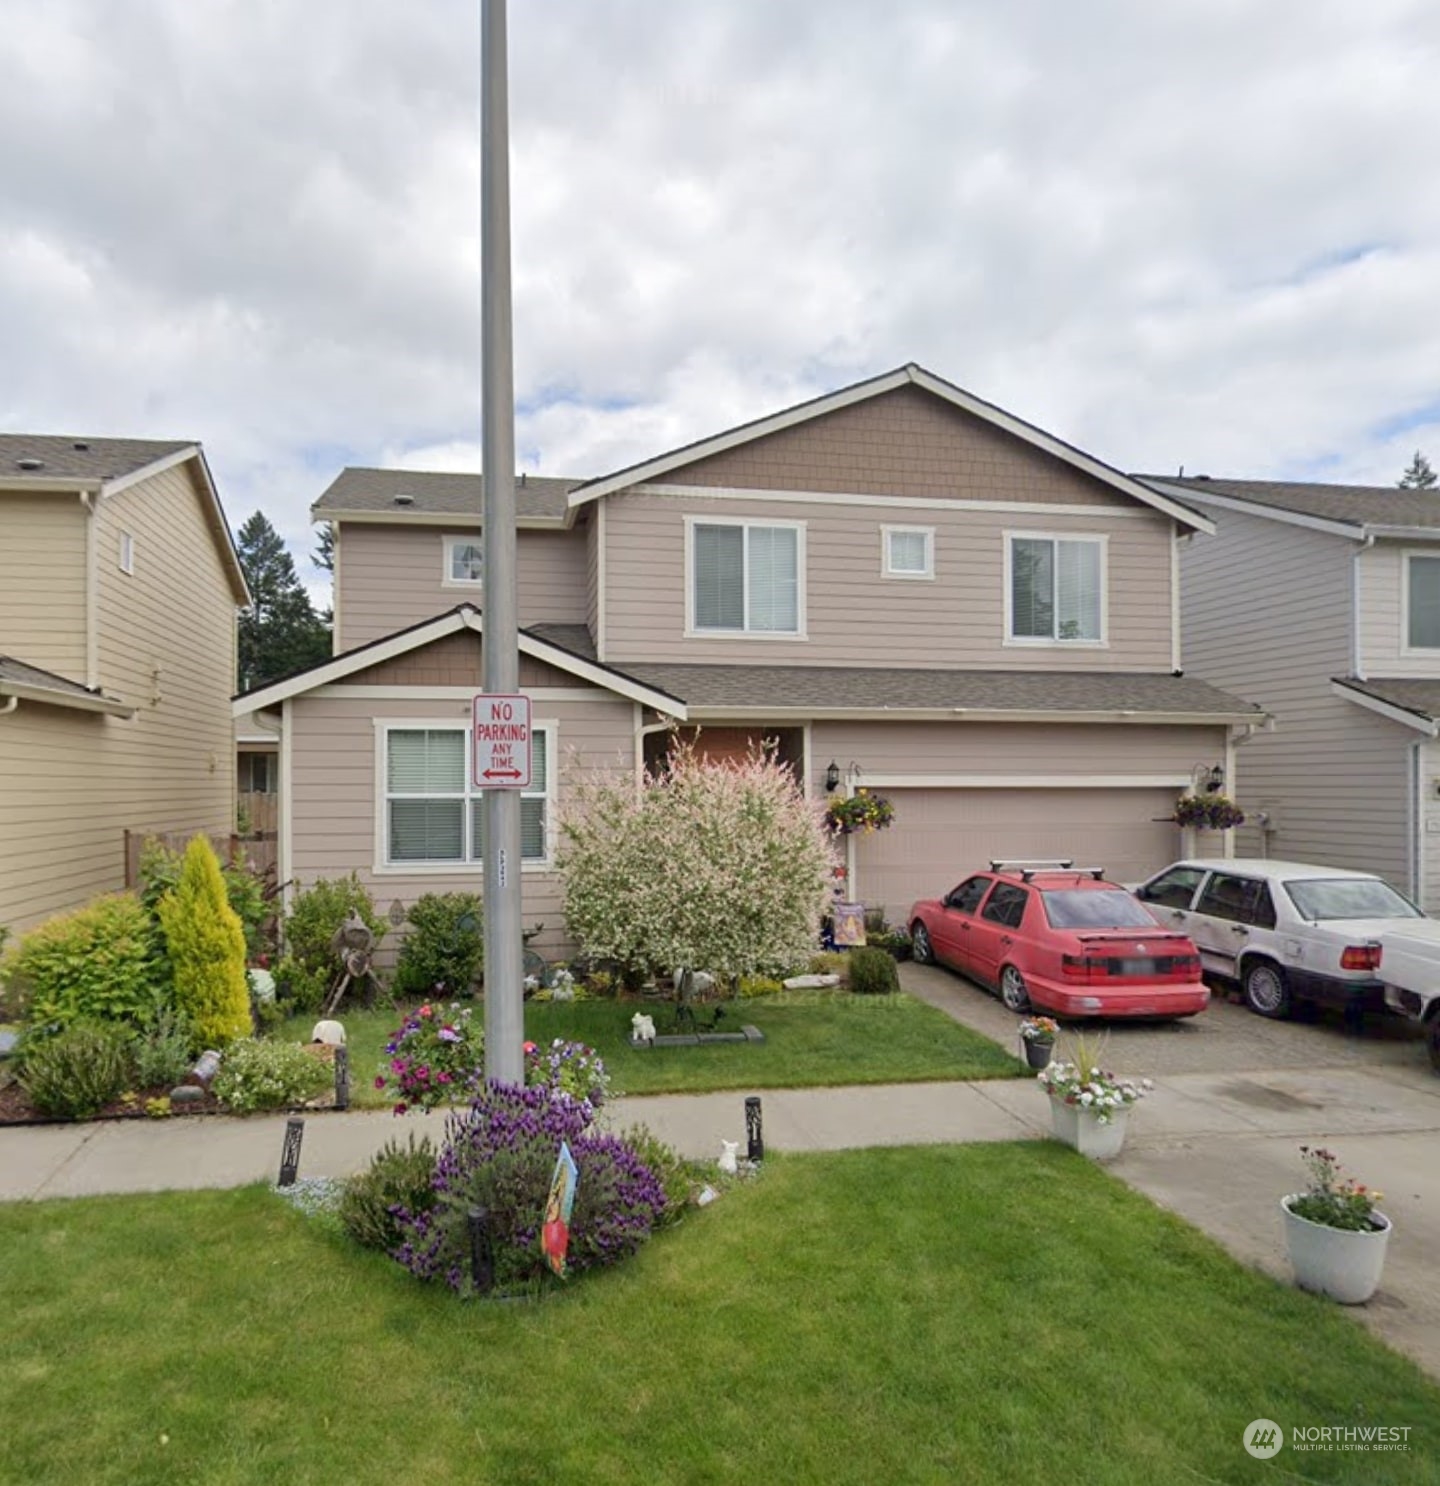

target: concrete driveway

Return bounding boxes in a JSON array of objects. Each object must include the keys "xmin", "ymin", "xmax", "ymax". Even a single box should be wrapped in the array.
[{"xmin": 902, "ymin": 960, "xmax": 1440, "ymax": 1380}]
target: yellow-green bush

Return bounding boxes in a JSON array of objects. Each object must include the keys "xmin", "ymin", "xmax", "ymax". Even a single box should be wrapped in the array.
[
  {"xmin": 738, "ymin": 975, "xmax": 785, "ymax": 998},
  {"xmin": 156, "ymin": 837, "xmax": 251, "ymax": 1049}
]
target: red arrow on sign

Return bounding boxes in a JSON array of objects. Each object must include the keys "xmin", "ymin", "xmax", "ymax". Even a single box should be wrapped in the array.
[{"xmin": 483, "ymin": 769, "xmax": 523, "ymax": 780}]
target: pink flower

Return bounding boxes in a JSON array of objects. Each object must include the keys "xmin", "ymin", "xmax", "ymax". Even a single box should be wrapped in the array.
[
  {"xmin": 523, "ymin": 1041, "xmax": 537, "ymax": 1054},
  {"xmin": 419, "ymin": 1005, "xmax": 433, "ymax": 1019},
  {"xmin": 374, "ymin": 1076, "xmax": 385, "ymax": 1089}
]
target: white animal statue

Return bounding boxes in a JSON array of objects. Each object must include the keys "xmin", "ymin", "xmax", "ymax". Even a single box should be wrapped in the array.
[
  {"xmin": 717, "ymin": 1140, "xmax": 739, "ymax": 1175},
  {"xmin": 310, "ymin": 1019, "xmax": 347, "ymax": 1046},
  {"xmin": 631, "ymin": 1013, "xmax": 657, "ymax": 1043}
]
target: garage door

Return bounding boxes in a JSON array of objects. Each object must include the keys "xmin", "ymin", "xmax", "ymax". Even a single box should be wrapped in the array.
[{"xmin": 852, "ymin": 787, "xmax": 1181, "ymax": 925}]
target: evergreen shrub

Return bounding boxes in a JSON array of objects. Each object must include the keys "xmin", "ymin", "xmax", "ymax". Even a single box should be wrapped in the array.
[
  {"xmin": 339, "ymin": 1133, "xmax": 439, "ymax": 1252},
  {"xmin": 847, "ymin": 947, "xmax": 900, "ymax": 995},
  {"xmin": 19, "ymin": 1021, "xmax": 136, "ymax": 1119},
  {"xmin": 276, "ymin": 875, "xmax": 387, "ymax": 1014},
  {"xmin": 392, "ymin": 892, "xmax": 484, "ymax": 1000}
]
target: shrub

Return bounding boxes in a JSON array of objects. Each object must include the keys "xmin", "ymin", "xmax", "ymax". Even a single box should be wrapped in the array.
[
  {"xmin": 132, "ymin": 1009, "xmax": 196, "ymax": 1089},
  {"xmin": 339, "ymin": 1133, "xmax": 438, "ymax": 1252},
  {"xmin": 523, "ymin": 1038, "xmax": 610, "ymax": 1105},
  {"xmin": 392, "ymin": 892, "xmax": 484, "ymax": 1000},
  {"xmin": 738, "ymin": 975, "xmax": 785, "ymax": 998},
  {"xmin": 157, "ymin": 837, "xmax": 252, "ymax": 1049},
  {"xmin": 393, "ymin": 1084, "xmax": 667, "ymax": 1292},
  {"xmin": 276, "ymin": 875, "xmax": 387, "ymax": 1014},
  {"xmin": 619, "ymin": 1124, "xmax": 694, "ymax": 1229},
  {"xmin": 139, "ymin": 837, "xmax": 270, "ymax": 962},
  {"xmin": 807, "ymin": 950, "xmax": 851, "ymax": 981},
  {"xmin": 848, "ymin": 947, "xmax": 900, "ymax": 995},
  {"xmin": 18, "ymin": 1021, "xmax": 136, "ymax": 1119},
  {"xmin": 0, "ymin": 894, "xmax": 160, "ymax": 1032},
  {"xmin": 212, "ymin": 1038, "xmax": 332, "ymax": 1114}
]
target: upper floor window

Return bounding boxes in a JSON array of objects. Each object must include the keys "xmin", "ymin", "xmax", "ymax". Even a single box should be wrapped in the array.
[
  {"xmin": 1006, "ymin": 533, "xmax": 1104, "ymax": 644},
  {"xmin": 119, "ymin": 532, "xmax": 135, "ymax": 575},
  {"xmin": 882, "ymin": 525, "xmax": 934, "ymax": 579},
  {"xmin": 1406, "ymin": 554, "xmax": 1440, "ymax": 649},
  {"xmin": 443, "ymin": 535, "xmax": 484, "ymax": 587},
  {"xmin": 688, "ymin": 518, "xmax": 804, "ymax": 636}
]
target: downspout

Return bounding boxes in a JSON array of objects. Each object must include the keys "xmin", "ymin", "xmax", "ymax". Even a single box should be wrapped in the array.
[
  {"xmin": 81, "ymin": 490, "xmax": 99, "ymax": 689},
  {"xmin": 1170, "ymin": 524, "xmax": 1183, "ymax": 674},
  {"xmin": 1409, "ymin": 739, "xmax": 1425, "ymax": 906},
  {"xmin": 1352, "ymin": 532, "xmax": 1375, "ymax": 680},
  {"xmin": 0, "ymin": 696, "xmax": 18, "ymax": 717}
]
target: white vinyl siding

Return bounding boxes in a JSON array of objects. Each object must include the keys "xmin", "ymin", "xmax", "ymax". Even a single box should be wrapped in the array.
[
  {"xmin": 1007, "ymin": 533, "xmax": 1104, "ymax": 644},
  {"xmin": 687, "ymin": 517, "xmax": 804, "ymax": 636},
  {"xmin": 382, "ymin": 723, "xmax": 550, "ymax": 867},
  {"xmin": 442, "ymin": 535, "xmax": 484, "ymax": 587},
  {"xmin": 882, "ymin": 525, "xmax": 933, "ymax": 579}
]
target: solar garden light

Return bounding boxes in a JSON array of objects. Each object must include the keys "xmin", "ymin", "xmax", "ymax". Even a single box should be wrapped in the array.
[
  {"xmin": 468, "ymin": 1206, "xmax": 495, "ymax": 1295},
  {"xmin": 745, "ymin": 1096, "xmax": 764, "ymax": 1162},
  {"xmin": 333, "ymin": 1045, "xmax": 350, "ymax": 1110},
  {"xmin": 277, "ymin": 1117, "xmax": 305, "ymax": 1187}
]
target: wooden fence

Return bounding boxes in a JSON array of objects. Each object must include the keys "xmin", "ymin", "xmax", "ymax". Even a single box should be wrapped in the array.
[{"xmin": 124, "ymin": 829, "xmax": 277, "ymax": 889}]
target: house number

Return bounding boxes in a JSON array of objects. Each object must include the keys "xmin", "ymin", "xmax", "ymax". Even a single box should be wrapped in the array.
[{"xmin": 498, "ymin": 848, "xmax": 508, "ymax": 889}]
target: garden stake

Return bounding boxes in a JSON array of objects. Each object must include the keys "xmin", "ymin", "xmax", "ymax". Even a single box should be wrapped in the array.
[
  {"xmin": 333, "ymin": 1045, "xmax": 350, "ymax": 1110},
  {"xmin": 745, "ymin": 1096, "xmax": 764, "ymax": 1162},
  {"xmin": 278, "ymin": 1117, "xmax": 305, "ymax": 1187},
  {"xmin": 468, "ymin": 1206, "xmax": 495, "ymax": 1295}
]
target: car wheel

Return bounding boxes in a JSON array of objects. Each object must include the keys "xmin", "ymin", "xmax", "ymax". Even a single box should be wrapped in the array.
[
  {"xmin": 1242, "ymin": 959, "xmax": 1292, "ymax": 1020},
  {"xmin": 1427, "ymin": 1016, "xmax": 1440, "ymax": 1077},
  {"xmin": 910, "ymin": 922, "xmax": 934, "ymax": 965},
  {"xmin": 1000, "ymin": 964, "xmax": 1032, "ymax": 1014}
]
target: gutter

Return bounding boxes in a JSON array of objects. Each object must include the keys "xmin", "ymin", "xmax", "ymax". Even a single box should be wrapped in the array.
[{"xmin": 0, "ymin": 682, "xmax": 136, "ymax": 719}]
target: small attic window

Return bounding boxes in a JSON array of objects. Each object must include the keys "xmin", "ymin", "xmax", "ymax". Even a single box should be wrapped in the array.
[{"xmin": 119, "ymin": 532, "xmax": 135, "ymax": 575}]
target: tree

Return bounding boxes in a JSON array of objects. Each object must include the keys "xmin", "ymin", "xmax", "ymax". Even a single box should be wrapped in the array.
[
  {"xmin": 236, "ymin": 511, "xmax": 331, "ymax": 691},
  {"xmin": 313, "ymin": 523, "xmax": 334, "ymax": 573},
  {"xmin": 557, "ymin": 741, "xmax": 835, "ymax": 987},
  {"xmin": 1398, "ymin": 451, "xmax": 1437, "ymax": 490}
]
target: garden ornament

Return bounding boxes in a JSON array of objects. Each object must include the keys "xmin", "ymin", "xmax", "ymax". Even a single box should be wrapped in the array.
[
  {"xmin": 717, "ymin": 1140, "xmax": 739, "ymax": 1175},
  {"xmin": 322, "ymin": 910, "xmax": 377, "ymax": 1015},
  {"xmin": 631, "ymin": 1013, "xmax": 656, "ymax": 1043},
  {"xmin": 310, "ymin": 1019, "xmax": 347, "ymax": 1046}
]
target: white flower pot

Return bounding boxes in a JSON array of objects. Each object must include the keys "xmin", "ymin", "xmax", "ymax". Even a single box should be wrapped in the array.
[
  {"xmin": 1048, "ymin": 1097, "xmax": 1128, "ymax": 1161},
  {"xmin": 1281, "ymin": 1197, "xmax": 1391, "ymax": 1304}
]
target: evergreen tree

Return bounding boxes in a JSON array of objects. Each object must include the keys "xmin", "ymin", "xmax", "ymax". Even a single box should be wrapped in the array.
[
  {"xmin": 236, "ymin": 512, "xmax": 331, "ymax": 690},
  {"xmin": 1398, "ymin": 451, "xmax": 1438, "ymax": 490},
  {"xmin": 313, "ymin": 523, "xmax": 334, "ymax": 573}
]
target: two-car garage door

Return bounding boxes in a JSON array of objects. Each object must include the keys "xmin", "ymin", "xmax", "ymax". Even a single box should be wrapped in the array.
[{"xmin": 852, "ymin": 786, "xmax": 1182, "ymax": 924}]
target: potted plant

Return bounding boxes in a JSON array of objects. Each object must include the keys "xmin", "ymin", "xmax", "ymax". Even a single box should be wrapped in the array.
[
  {"xmin": 1018, "ymin": 1016, "xmax": 1059, "ymax": 1070},
  {"xmin": 1172, "ymin": 794, "xmax": 1245, "ymax": 830},
  {"xmin": 1036, "ymin": 1036, "xmax": 1152, "ymax": 1160},
  {"xmin": 824, "ymin": 789, "xmax": 895, "ymax": 835},
  {"xmin": 1281, "ymin": 1145, "xmax": 1390, "ymax": 1304}
]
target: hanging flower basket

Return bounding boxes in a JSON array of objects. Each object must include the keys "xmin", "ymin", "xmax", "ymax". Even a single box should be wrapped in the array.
[
  {"xmin": 1172, "ymin": 794, "xmax": 1245, "ymax": 830},
  {"xmin": 824, "ymin": 789, "xmax": 895, "ymax": 835}
]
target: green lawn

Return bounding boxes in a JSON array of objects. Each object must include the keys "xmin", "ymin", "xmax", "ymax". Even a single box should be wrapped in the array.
[
  {"xmin": 2, "ymin": 1144, "xmax": 1435, "ymax": 1485},
  {"xmin": 283, "ymin": 993, "xmax": 1020, "ymax": 1104}
]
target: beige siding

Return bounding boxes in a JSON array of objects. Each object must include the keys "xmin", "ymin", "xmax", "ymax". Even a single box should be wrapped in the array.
[
  {"xmin": 0, "ymin": 491, "xmax": 88, "ymax": 678},
  {"xmin": 1181, "ymin": 510, "xmax": 1415, "ymax": 892},
  {"xmin": 287, "ymin": 687, "xmax": 636, "ymax": 962},
  {"xmin": 0, "ymin": 464, "xmax": 237, "ymax": 931},
  {"xmin": 334, "ymin": 523, "xmax": 589, "ymax": 649},
  {"xmin": 1356, "ymin": 539, "xmax": 1440, "ymax": 678},
  {"xmin": 342, "ymin": 631, "xmax": 577, "ymax": 689},
  {"xmin": 603, "ymin": 491, "xmax": 1173, "ymax": 669}
]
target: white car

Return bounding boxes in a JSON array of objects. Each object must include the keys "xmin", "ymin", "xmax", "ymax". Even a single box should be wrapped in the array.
[{"xmin": 1132, "ymin": 858, "xmax": 1440, "ymax": 1021}]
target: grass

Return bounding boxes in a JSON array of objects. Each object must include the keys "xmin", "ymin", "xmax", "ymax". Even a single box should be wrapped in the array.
[
  {"xmin": 2, "ymin": 1143, "xmax": 1436, "ymax": 1485},
  {"xmin": 281, "ymin": 992, "xmax": 1021, "ymax": 1105}
]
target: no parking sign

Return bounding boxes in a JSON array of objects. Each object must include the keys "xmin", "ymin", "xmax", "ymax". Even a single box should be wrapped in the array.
[{"xmin": 472, "ymin": 693, "xmax": 531, "ymax": 788}]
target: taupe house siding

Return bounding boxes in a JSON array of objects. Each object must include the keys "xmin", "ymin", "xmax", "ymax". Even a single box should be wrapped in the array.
[
  {"xmin": 0, "ymin": 493, "xmax": 88, "ymax": 679},
  {"xmin": 0, "ymin": 460, "xmax": 239, "ymax": 931},
  {"xmin": 1181, "ymin": 506, "xmax": 1415, "ymax": 893},
  {"xmin": 1357, "ymin": 538, "xmax": 1440, "ymax": 679},
  {"xmin": 334, "ymin": 522, "xmax": 589, "ymax": 650}
]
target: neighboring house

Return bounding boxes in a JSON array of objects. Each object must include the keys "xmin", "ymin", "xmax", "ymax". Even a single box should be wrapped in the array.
[
  {"xmin": 0, "ymin": 437, "xmax": 249, "ymax": 933},
  {"xmin": 235, "ymin": 708, "xmax": 281, "ymax": 835},
  {"xmin": 240, "ymin": 365, "xmax": 1263, "ymax": 957},
  {"xmin": 1143, "ymin": 474, "xmax": 1440, "ymax": 908}
]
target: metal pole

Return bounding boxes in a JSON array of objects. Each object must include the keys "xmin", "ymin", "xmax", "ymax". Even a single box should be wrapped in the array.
[{"xmin": 480, "ymin": 0, "xmax": 524, "ymax": 1085}]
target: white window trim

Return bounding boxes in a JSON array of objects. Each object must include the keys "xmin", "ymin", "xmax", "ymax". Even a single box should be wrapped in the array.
[
  {"xmin": 441, "ymin": 534, "xmax": 485, "ymax": 589},
  {"xmin": 119, "ymin": 531, "xmax": 135, "ymax": 575},
  {"xmin": 1401, "ymin": 548, "xmax": 1440, "ymax": 655},
  {"xmin": 881, "ymin": 524, "xmax": 935, "ymax": 580},
  {"xmin": 1003, "ymin": 530, "xmax": 1108, "ymax": 648},
  {"xmin": 683, "ymin": 514, "xmax": 808, "ymax": 640},
  {"xmin": 372, "ymin": 718, "xmax": 555, "ymax": 875}
]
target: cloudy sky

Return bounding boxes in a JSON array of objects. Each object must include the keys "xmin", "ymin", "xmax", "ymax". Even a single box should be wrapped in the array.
[{"xmin": 4, "ymin": 0, "xmax": 1440, "ymax": 593}]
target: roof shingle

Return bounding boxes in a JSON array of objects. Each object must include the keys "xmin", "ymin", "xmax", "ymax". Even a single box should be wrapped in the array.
[
  {"xmin": 0, "ymin": 435, "xmax": 193, "ymax": 485},
  {"xmin": 313, "ymin": 467, "xmax": 581, "ymax": 522},
  {"xmin": 1138, "ymin": 475, "xmax": 1440, "ymax": 530}
]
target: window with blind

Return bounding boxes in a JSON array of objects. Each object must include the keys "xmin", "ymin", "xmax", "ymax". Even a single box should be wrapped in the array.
[
  {"xmin": 1007, "ymin": 534, "xmax": 1103, "ymax": 643},
  {"xmin": 691, "ymin": 520, "xmax": 802, "ymax": 634},
  {"xmin": 384, "ymin": 725, "xmax": 550, "ymax": 866},
  {"xmin": 443, "ymin": 536, "xmax": 484, "ymax": 585},
  {"xmin": 882, "ymin": 526, "xmax": 934, "ymax": 578},
  {"xmin": 1407, "ymin": 554, "xmax": 1440, "ymax": 649}
]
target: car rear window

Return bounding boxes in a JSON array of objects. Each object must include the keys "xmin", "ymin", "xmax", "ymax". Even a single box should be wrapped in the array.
[
  {"xmin": 1041, "ymin": 889, "xmax": 1157, "ymax": 929},
  {"xmin": 1283, "ymin": 878, "xmax": 1422, "ymax": 921}
]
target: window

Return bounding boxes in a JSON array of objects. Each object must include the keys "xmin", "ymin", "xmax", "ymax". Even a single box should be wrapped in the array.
[
  {"xmin": 1284, "ymin": 877, "xmax": 1421, "ymax": 921},
  {"xmin": 1194, "ymin": 873, "xmax": 1276, "ymax": 929},
  {"xmin": 119, "ymin": 532, "xmax": 135, "ymax": 574},
  {"xmin": 1041, "ymin": 889, "xmax": 1156, "ymax": 929},
  {"xmin": 944, "ymin": 876, "xmax": 990, "ymax": 915},
  {"xmin": 689, "ymin": 519, "xmax": 803, "ymax": 635},
  {"xmin": 1007, "ymin": 534, "xmax": 1103, "ymax": 643},
  {"xmin": 382, "ymin": 724, "xmax": 550, "ymax": 867},
  {"xmin": 1137, "ymin": 866, "xmax": 1206, "ymax": 910},
  {"xmin": 443, "ymin": 535, "xmax": 484, "ymax": 587},
  {"xmin": 238, "ymin": 753, "xmax": 277, "ymax": 794},
  {"xmin": 882, "ymin": 525, "xmax": 934, "ymax": 579},
  {"xmin": 1407, "ymin": 554, "xmax": 1440, "ymax": 649},
  {"xmin": 981, "ymin": 882, "xmax": 1030, "ymax": 928}
]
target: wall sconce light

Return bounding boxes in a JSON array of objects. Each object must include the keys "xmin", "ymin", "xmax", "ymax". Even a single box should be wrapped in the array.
[
  {"xmin": 1204, "ymin": 764, "xmax": 1225, "ymax": 794},
  {"xmin": 825, "ymin": 760, "xmax": 841, "ymax": 793}
]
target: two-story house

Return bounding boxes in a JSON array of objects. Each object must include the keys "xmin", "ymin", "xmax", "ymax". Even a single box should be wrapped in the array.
[
  {"xmin": 236, "ymin": 365, "xmax": 1263, "ymax": 956},
  {"xmin": 0, "ymin": 437, "xmax": 249, "ymax": 933},
  {"xmin": 1146, "ymin": 474, "xmax": 1440, "ymax": 910}
]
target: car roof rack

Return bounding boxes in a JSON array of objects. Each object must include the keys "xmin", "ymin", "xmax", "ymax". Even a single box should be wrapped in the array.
[{"xmin": 990, "ymin": 859, "xmax": 1074, "ymax": 872}]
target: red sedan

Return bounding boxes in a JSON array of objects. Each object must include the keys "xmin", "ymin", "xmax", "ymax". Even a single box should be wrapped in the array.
[{"xmin": 909, "ymin": 862, "xmax": 1209, "ymax": 1020}]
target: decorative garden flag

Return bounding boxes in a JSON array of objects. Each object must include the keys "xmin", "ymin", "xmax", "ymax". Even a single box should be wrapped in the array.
[
  {"xmin": 832, "ymin": 902, "xmax": 867, "ymax": 947},
  {"xmin": 541, "ymin": 1141, "xmax": 579, "ymax": 1277}
]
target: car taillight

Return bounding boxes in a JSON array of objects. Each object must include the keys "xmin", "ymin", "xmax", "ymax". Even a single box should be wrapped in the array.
[
  {"xmin": 1340, "ymin": 944, "xmax": 1382, "ymax": 971},
  {"xmin": 1062, "ymin": 953, "xmax": 1095, "ymax": 980}
]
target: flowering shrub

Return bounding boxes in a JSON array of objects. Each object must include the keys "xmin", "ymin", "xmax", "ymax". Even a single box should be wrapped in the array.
[
  {"xmin": 523, "ymin": 1038, "xmax": 610, "ymax": 1104},
  {"xmin": 1019, "ymin": 1016, "xmax": 1060, "ymax": 1044},
  {"xmin": 824, "ymin": 789, "xmax": 895, "ymax": 835},
  {"xmin": 558, "ymin": 739, "xmax": 836, "ymax": 985},
  {"xmin": 1288, "ymin": 1146, "xmax": 1386, "ymax": 1232},
  {"xmin": 1037, "ymin": 1037, "xmax": 1152, "ymax": 1125},
  {"xmin": 212, "ymin": 1038, "xmax": 332, "ymax": 1114},
  {"xmin": 1173, "ymin": 794, "xmax": 1245, "ymax": 830},
  {"xmin": 375, "ymin": 1003, "xmax": 481, "ymax": 1114},
  {"xmin": 391, "ymin": 1083, "xmax": 668, "ymax": 1291}
]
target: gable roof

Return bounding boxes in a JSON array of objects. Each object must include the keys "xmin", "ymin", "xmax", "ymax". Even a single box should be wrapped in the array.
[
  {"xmin": 0, "ymin": 435, "xmax": 249, "ymax": 603},
  {"xmin": 0, "ymin": 655, "xmax": 135, "ymax": 717},
  {"xmin": 1332, "ymin": 676, "xmax": 1440, "ymax": 735},
  {"xmin": 1138, "ymin": 475, "xmax": 1440, "ymax": 538},
  {"xmin": 233, "ymin": 604, "xmax": 687, "ymax": 719},
  {"xmin": 313, "ymin": 467, "xmax": 579, "ymax": 526},
  {"xmin": 565, "ymin": 364, "xmax": 1214, "ymax": 532}
]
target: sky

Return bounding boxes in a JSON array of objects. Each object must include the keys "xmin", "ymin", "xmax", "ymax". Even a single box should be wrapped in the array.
[{"xmin": 4, "ymin": 0, "xmax": 1440, "ymax": 601}]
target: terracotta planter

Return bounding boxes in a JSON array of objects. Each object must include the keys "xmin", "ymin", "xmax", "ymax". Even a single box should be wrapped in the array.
[
  {"xmin": 1023, "ymin": 1039, "xmax": 1054, "ymax": 1071},
  {"xmin": 1048, "ymin": 1097, "xmax": 1128, "ymax": 1160},
  {"xmin": 1281, "ymin": 1197, "xmax": 1391, "ymax": 1304}
]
